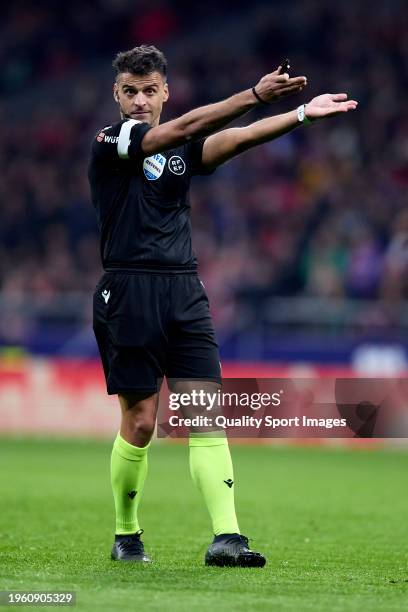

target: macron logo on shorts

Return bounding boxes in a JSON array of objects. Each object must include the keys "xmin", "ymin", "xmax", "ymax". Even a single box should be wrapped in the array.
[{"xmin": 102, "ymin": 289, "xmax": 110, "ymax": 304}]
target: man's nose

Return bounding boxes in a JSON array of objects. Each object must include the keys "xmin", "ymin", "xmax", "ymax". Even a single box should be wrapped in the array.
[{"xmin": 134, "ymin": 92, "xmax": 146, "ymax": 107}]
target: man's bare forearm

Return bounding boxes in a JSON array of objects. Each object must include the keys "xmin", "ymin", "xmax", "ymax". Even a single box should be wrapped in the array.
[
  {"xmin": 202, "ymin": 110, "xmax": 299, "ymax": 167},
  {"xmin": 176, "ymin": 89, "xmax": 259, "ymax": 138},
  {"xmin": 142, "ymin": 90, "xmax": 260, "ymax": 154},
  {"xmin": 202, "ymin": 93, "xmax": 358, "ymax": 168},
  {"xmin": 238, "ymin": 109, "xmax": 299, "ymax": 150}
]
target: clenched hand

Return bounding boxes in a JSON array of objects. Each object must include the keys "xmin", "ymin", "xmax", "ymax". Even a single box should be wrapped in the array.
[{"xmin": 254, "ymin": 66, "xmax": 307, "ymax": 103}]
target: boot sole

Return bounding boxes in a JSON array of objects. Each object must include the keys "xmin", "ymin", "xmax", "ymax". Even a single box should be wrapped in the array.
[{"xmin": 205, "ymin": 552, "xmax": 266, "ymax": 567}]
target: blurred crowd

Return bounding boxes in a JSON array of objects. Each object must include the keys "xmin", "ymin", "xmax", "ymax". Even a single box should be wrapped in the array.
[{"xmin": 1, "ymin": 0, "xmax": 408, "ymax": 336}]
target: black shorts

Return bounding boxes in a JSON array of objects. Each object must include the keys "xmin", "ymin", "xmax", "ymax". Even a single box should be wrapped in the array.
[{"xmin": 93, "ymin": 271, "xmax": 221, "ymax": 395}]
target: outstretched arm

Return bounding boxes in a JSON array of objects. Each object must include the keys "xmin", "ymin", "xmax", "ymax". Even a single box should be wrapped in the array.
[
  {"xmin": 141, "ymin": 67, "xmax": 307, "ymax": 155},
  {"xmin": 201, "ymin": 93, "xmax": 358, "ymax": 169}
]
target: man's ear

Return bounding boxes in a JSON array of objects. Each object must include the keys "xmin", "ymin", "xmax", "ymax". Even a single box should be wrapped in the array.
[
  {"xmin": 113, "ymin": 83, "xmax": 119, "ymax": 103},
  {"xmin": 163, "ymin": 82, "xmax": 169, "ymax": 103}
]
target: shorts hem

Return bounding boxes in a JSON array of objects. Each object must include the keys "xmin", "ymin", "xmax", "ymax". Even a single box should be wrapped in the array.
[
  {"xmin": 107, "ymin": 386, "xmax": 158, "ymax": 396},
  {"xmin": 166, "ymin": 375, "xmax": 221, "ymax": 381}
]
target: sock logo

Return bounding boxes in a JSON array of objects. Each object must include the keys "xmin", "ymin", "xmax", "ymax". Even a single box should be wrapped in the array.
[
  {"xmin": 128, "ymin": 490, "xmax": 137, "ymax": 499},
  {"xmin": 223, "ymin": 479, "xmax": 234, "ymax": 488}
]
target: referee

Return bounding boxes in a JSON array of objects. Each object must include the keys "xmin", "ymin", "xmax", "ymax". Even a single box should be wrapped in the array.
[{"xmin": 88, "ymin": 45, "xmax": 357, "ymax": 566}]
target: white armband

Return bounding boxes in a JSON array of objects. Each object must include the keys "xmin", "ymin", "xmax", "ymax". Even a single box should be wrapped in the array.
[{"xmin": 117, "ymin": 119, "xmax": 141, "ymax": 159}]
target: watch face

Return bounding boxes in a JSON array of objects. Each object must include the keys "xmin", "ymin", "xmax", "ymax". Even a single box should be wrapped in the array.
[{"xmin": 297, "ymin": 105, "xmax": 305, "ymax": 122}]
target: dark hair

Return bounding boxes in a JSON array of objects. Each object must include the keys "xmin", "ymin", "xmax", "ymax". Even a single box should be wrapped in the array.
[{"xmin": 112, "ymin": 45, "xmax": 167, "ymax": 80}]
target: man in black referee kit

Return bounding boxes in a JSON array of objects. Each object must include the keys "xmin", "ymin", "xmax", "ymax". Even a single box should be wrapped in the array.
[{"xmin": 88, "ymin": 45, "xmax": 357, "ymax": 566}]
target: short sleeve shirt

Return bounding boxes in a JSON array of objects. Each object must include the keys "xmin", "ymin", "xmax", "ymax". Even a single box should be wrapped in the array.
[{"xmin": 88, "ymin": 119, "xmax": 213, "ymax": 270}]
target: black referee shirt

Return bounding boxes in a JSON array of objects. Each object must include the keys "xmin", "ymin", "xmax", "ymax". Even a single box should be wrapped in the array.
[{"xmin": 88, "ymin": 119, "xmax": 213, "ymax": 271}]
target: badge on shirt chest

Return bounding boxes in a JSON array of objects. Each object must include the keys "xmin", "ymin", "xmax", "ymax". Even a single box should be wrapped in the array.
[
  {"xmin": 168, "ymin": 155, "xmax": 186, "ymax": 175},
  {"xmin": 143, "ymin": 154, "xmax": 166, "ymax": 180}
]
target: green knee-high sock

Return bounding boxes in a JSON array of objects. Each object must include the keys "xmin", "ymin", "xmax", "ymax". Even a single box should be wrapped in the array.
[
  {"xmin": 110, "ymin": 433, "xmax": 149, "ymax": 535},
  {"xmin": 189, "ymin": 432, "xmax": 240, "ymax": 535}
]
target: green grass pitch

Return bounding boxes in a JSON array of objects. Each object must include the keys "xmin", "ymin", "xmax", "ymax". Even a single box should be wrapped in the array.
[{"xmin": 1, "ymin": 438, "xmax": 408, "ymax": 611}]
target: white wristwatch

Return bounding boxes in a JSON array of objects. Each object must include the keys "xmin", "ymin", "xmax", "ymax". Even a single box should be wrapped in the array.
[{"xmin": 297, "ymin": 104, "xmax": 313, "ymax": 125}]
